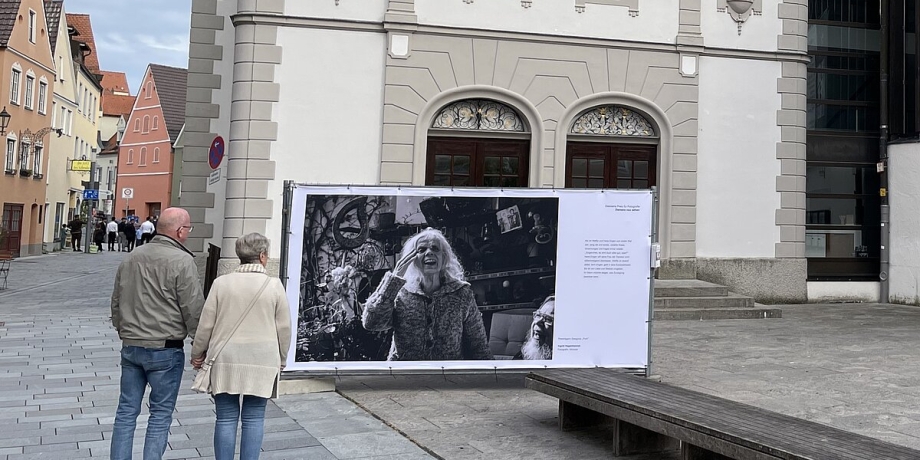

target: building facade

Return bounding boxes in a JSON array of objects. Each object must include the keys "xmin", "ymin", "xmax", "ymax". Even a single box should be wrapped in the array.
[
  {"xmin": 0, "ymin": 0, "xmax": 56, "ymax": 257},
  {"xmin": 114, "ymin": 64, "xmax": 187, "ymax": 219},
  {"xmin": 184, "ymin": 1, "xmax": 912, "ymax": 303},
  {"xmin": 42, "ymin": 0, "xmax": 73, "ymax": 251}
]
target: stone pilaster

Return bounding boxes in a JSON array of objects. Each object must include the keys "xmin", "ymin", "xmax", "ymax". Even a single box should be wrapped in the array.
[
  {"xmin": 221, "ymin": 0, "xmax": 284, "ymax": 262},
  {"xmin": 775, "ymin": 0, "xmax": 808, "ymax": 258},
  {"xmin": 182, "ymin": 0, "xmax": 225, "ymax": 254}
]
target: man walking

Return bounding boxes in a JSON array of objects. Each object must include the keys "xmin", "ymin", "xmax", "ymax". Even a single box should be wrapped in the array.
[
  {"xmin": 107, "ymin": 217, "xmax": 119, "ymax": 252},
  {"xmin": 68, "ymin": 217, "xmax": 84, "ymax": 252},
  {"xmin": 139, "ymin": 217, "xmax": 155, "ymax": 246},
  {"xmin": 110, "ymin": 207, "xmax": 204, "ymax": 460},
  {"xmin": 123, "ymin": 218, "xmax": 136, "ymax": 252}
]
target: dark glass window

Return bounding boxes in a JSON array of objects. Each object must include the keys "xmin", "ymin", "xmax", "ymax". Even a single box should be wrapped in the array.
[{"xmin": 807, "ymin": 0, "xmax": 881, "ymax": 280}]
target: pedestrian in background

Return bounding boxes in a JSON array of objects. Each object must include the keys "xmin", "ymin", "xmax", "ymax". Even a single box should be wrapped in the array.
[
  {"xmin": 69, "ymin": 217, "xmax": 84, "ymax": 252},
  {"xmin": 122, "ymin": 218, "xmax": 135, "ymax": 252},
  {"xmin": 191, "ymin": 233, "xmax": 291, "ymax": 460},
  {"xmin": 140, "ymin": 217, "xmax": 156, "ymax": 245},
  {"xmin": 109, "ymin": 207, "xmax": 204, "ymax": 460},
  {"xmin": 107, "ymin": 218, "xmax": 119, "ymax": 251},
  {"xmin": 93, "ymin": 222, "xmax": 106, "ymax": 253}
]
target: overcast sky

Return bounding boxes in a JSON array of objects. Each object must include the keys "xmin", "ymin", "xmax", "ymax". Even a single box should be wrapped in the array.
[{"xmin": 64, "ymin": 0, "xmax": 191, "ymax": 95}]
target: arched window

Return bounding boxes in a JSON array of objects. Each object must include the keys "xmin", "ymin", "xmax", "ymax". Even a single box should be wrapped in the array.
[
  {"xmin": 570, "ymin": 105, "xmax": 656, "ymax": 137},
  {"xmin": 566, "ymin": 105, "xmax": 658, "ymax": 190},
  {"xmin": 142, "ymin": 115, "xmax": 150, "ymax": 133},
  {"xmin": 134, "ymin": 119, "xmax": 140, "ymax": 132},
  {"xmin": 152, "ymin": 116, "xmax": 159, "ymax": 130},
  {"xmin": 153, "ymin": 147, "xmax": 160, "ymax": 163},
  {"xmin": 426, "ymin": 99, "xmax": 530, "ymax": 187},
  {"xmin": 139, "ymin": 147, "xmax": 147, "ymax": 166},
  {"xmin": 432, "ymin": 99, "xmax": 526, "ymax": 132},
  {"xmin": 127, "ymin": 149, "xmax": 134, "ymax": 164},
  {"xmin": 145, "ymin": 81, "xmax": 152, "ymax": 99}
]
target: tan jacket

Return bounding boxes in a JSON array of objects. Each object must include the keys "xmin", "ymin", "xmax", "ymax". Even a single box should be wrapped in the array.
[
  {"xmin": 111, "ymin": 235, "xmax": 204, "ymax": 348},
  {"xmin": 191, "ymin": 264, "xmax": 291, "ymax": 398}
]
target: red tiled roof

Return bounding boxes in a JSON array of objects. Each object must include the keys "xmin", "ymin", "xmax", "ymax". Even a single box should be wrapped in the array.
[
  {"xmin": 64, "ymin": 13, "xmax": 99, "ymax": 72},
  {"xmin": 99, "ymin": 132, "xmax": 118, "ymax": 155},
  {"xmin": 102, "ymin": 93, "xmax": 134, "ymax": 118},
  {"xmin": 100, "ymin": 71, "xmax": 129, "ymax": 95}
]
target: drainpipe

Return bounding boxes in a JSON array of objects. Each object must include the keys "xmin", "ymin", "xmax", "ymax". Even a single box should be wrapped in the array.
[{"xmin": 879, "ymin": 0, "xmax": 890, "ymax": 303}]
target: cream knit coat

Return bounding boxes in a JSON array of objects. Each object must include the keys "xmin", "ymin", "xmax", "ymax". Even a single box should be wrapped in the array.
[{"xmin": 191, "ymin": 265, "xmax": 291, "ymax": 398}]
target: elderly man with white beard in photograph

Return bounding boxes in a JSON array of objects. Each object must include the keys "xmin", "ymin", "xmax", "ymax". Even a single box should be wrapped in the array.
[
  {"xmin": 517, "ymin": 296, "xmax": 555, "ymax": 361},
  {"xmin": 362, "ymin": 228, "xmax": 493, "ymax": 361}
]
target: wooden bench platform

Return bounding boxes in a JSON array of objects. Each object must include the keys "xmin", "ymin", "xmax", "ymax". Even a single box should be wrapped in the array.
[
  {"xmin": 526, "ymin": 368, "xmax": 920, "ymax": 460},
  {"xmin": 0, "ymin": 250, "xmax": 11, "ymax": 290}
]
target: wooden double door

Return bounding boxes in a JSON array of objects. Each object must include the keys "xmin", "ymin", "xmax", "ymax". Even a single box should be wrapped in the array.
[
  {"xmin": 426, "ymin": 137, "xmax": 530, "ymax": 187},
  {"xmin": 1, "ymin": 203, "xmax": 23, "ymax": 257},
  {"xmin": 425, "ymin": 138, "xmax": 657, "ymax": 190},
  {"xmin": 565, "ymin": 142, "xmax": 657, "ymax": 189}
]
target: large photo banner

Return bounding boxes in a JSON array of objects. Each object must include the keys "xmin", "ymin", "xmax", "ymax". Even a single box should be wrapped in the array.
[{"xmin": 284, "ymin": 186, "xmax": 653, "ymax": 371}]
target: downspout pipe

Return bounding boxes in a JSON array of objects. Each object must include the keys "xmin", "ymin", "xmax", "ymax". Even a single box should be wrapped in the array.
[{"xmin": 879, "ymin": 0, "xmax": 890, "ymax": 303}]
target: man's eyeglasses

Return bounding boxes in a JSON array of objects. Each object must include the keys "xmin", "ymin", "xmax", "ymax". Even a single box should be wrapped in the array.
[
  {"xmin": 533, "ymin": 311, "xmax": 554, "ymax": 327},
  {"xmin": 179, "ymin": 226, "xmax": 194, "ymax": 233}
]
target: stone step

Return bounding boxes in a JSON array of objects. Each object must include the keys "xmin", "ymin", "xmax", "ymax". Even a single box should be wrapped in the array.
[
  {"xmin": 654, "ymin": 279, "xmax": 729, "ymax": 298},
  {"xmin": 654, "ymin": 293, "xmax": 755, "ymax": 309},
  {"xmin": 654, "ymin": 307, "xmax": 783, "ymax": 321}
]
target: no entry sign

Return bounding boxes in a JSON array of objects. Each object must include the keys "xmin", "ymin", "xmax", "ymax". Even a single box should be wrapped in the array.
[{"xmin": 208, "ymin": 136, "xmax": 225, "ymax": 170}]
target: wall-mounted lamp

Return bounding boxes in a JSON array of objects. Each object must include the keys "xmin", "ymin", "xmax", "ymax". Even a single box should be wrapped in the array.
[{"xmin": 0, "ymin": 107, "xmax": 11, "ymax": 136}]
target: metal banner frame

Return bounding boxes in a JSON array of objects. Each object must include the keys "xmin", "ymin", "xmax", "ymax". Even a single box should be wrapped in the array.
[{"xmin": 278, "ymin": 183, "xmax": 659, "ymax": 377}]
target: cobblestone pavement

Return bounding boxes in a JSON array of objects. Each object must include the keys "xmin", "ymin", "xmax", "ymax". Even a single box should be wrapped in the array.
[
  {"xmin": 6, "ymin": 250, "xmax": 920, "ymax": 459},
  {"xmin": 0, "ymin": 250, "xmax": 432, "ymax": 460},
  {"xmin": 337, "ymin": 303, "xmax": 920, "ymax": 458}
]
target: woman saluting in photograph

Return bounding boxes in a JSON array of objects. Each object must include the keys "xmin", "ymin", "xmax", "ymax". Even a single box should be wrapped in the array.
[{"xmin": 362, "ymin": 228, "xmax": 493, "ymax": 361}]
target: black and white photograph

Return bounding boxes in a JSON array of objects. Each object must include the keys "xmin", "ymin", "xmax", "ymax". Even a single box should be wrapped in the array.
[{"xmin": 294, "ymin": 193, "xmax": 560, "ymax": 364}]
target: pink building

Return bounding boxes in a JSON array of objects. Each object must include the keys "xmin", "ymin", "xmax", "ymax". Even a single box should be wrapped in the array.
[{"xmin": 114, "ymin": 64, "xmax": 186, "ymax": 218}]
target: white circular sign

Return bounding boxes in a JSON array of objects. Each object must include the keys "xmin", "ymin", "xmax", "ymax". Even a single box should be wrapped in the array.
[{"xmin": 121, "ymin": 187, "xmax": 134, "ymax": 199}]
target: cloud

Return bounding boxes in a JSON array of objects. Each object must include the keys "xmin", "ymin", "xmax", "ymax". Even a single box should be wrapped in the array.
[
  {"xmin": 95, "ymin": 32, "xmax": 133, "ymax": 54},
  {"xmin": 137, "ymin": 34, "xmax": 189, "ymax": 53}
]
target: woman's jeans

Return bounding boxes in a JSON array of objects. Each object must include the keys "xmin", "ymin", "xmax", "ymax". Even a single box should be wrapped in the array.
[
  {"xmin": 110, "ymin": 346, "xmax": 185, "ymax": 460},
  {"xmin": 214, "ymin": 393, "xmax": 268, "ymax": 460}
]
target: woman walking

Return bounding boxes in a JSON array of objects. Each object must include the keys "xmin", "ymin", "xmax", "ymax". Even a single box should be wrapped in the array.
[{"xmin": 190, "ymin": 233, "xmax": 291, "ymax": 460}]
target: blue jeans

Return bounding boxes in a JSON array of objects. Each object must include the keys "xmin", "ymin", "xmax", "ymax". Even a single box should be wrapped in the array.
[
  {"xmin": 214, "ymin": 393, "xmax": 268, "ymax": 460},
  {"xmin": 110, "ymin": 346, "xmax": 185, "ymax": 460}
]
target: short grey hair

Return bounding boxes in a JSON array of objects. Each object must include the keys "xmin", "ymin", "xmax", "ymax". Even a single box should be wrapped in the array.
[{"xmin": 236, "ymin": 233, "xmax": 270, "ymax": 264}]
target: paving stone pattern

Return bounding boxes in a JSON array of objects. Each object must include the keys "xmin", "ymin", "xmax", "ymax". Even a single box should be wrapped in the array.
[
  {"xmin": 337, "ymin": 303, "xmax": 920, "ymax": 458},
  {"xmin": 0, "ymin": 251, "xmax": 432, "ymax": 460},
  {"xmin": 5, "ymin": 250, "xmax": 920, "ymax": 459}
]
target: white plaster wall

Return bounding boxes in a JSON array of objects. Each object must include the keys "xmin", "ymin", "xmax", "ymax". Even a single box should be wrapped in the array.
[
  {"xmin": 700, "ymin": 0, "xmax": 783, "ymax": 52},
  {"xmin": 416, "ymin": 0, "xmax": 678, "ymax": 45},
  {"xmin": 267, "ymin": 27, "xmax": 386, "ymax": 257},
  {"xmin": 696, "ymin": 56, "xmax": 781, "ymax": 258},
  {"xmin": 202, "ymin": 0, "xmax": 237, "ymax": 252},
  {"xmin": 888, "ymin": 142, "xmax": 920, "ymax": 304},
  {"xmin": 284, "ymin": 1, "xmax": 386, "ymax": 22},
  {"xmin": 807, "ymin": 281, "xmax": 879, "ymax": 303}
]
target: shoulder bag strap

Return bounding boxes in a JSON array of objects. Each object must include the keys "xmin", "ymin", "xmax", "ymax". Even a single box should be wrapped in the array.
[{"xmin": 204, "ymin": 277, "xmax": 272, "ymax": 365}]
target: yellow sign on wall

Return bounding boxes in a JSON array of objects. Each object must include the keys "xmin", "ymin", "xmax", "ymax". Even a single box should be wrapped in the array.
[{"xmin": 71, "ymin": 160, "xmax": 91, "ymax": 171}]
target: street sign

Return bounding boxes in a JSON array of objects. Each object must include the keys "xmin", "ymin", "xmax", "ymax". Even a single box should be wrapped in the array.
[
  {"xmin": 121, "ymin": 187, "xmax": 134, "ymax": 199},
  {"xmin": 83, "ymin": 189, "xmax": 99, "ymax": 200},
  {"xmin": 208, "ymin": 136, "xmax": 225, "ymax": 170},
  {"xmin": 71, "ymin": 160, "xmax": 92, "ymax": 171},
  {"xmin": 208, "ymin": 168, "xmax": 220, "ymax": 185}
]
